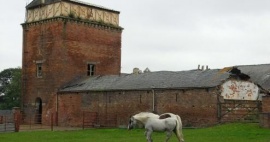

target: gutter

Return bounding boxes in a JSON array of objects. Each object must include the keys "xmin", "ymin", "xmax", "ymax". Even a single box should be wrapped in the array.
[{"xmin": 57, "ymin": 86, "xmax": 217, "ymax": 94}]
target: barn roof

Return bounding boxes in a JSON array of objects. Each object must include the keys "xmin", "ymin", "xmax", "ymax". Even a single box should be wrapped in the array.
[
  {"xmin": 59, "ymin": 64, "xmax": 270, "ymax": 93},
  {"xmin": 59, "ymin": 69, "xmax": 231, "ymax": 92},
  {"xmin": 235, "ymin": 64, "xmax": 270, "ymax": 91}
]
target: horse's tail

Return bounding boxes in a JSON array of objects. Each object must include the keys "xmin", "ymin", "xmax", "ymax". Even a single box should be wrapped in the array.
[{"xmin": 175, "ymin": 115, "xmax": 184, "ymax": 142}]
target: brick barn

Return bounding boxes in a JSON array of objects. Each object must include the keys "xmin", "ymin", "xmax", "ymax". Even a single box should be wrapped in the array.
[
  {"xmin": 57, "ymin": 65, "xmax": 269, "ymax": 127},
  {"xmin": 21, "ymin": 0, "xmax": 270, "ymax": 127}
]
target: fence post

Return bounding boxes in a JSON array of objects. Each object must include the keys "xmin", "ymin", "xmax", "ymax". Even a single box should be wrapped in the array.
[
  {"xmin": 0, "ymin": 116, "xmax": 3, "ymax": 124},
  {"xmin": 13, "ymin": 107, "xmax": 21, "ymax": 132},
  {"xmin": 115, "ymin": 114, "xmax": 118, "ymax": 127},
  {"xmin": 55, "ymin": 111, "xmax": 58, "ymax": 126},
  {"xmin": 51, "ymin": 113, "xmax": 54, "ymax": 131},
  {"xmin": 4, "ymin": 116, "xmax": 6, "ymax": 131},
  {"xmin": 82, "ymin": 111, "xmax": 85, "ymax": 130},
  {"xmin": 29, "ymin": 114, "xmax": 32, "ymax": 129}
]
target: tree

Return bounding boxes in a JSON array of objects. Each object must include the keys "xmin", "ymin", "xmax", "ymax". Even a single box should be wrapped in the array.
[{"xmin": 0, "ymin": 68, "xmax": 21, "ymax": 109}]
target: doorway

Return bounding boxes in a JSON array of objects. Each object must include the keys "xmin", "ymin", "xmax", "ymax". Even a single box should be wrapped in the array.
[{"xmin": 35, "ymin": 97, "xmax": 42, "ymax": 124}]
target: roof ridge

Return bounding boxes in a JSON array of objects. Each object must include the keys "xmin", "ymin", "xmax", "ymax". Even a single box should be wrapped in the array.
[{"xmin": 234, "ymin": 63, "xmax": 270, "ymax": 67}]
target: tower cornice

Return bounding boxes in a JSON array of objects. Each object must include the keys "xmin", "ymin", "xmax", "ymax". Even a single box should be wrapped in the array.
[{"xmin": 22, "ymin": 16, "xmax": 123, "ymax": 32}]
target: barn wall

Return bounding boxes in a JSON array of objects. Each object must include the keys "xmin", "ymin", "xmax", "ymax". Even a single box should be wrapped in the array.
[
  {"xmin": 57, "ymin": 93, "xmax": 82, "ymax": 126},
  {"xmin": 57, "ymin": 91, "xmax": 153, "ymax": 127},
  {"xmin": 81, "ymin": 91, "xmax": 153, "ymax": 127},
  {"xmin": 221, "ymin": 80, "xmax": 259, "ymax": 100},
  {"xmin": 58, "ymin": 88, "xmax": 219, "ymax": 127},
  {"xmin": 262, "ymin": 96, "xmax": 270, "ymax": 113},
  {"xmin": 155, "ymin": 89, "xmax": 218, "ymax": 127},
  {"xmin": 218, "ymin": 80, "xmax": 263, "ymax": 124},
  {"xmin": 56, "ymin": 82, "xmax": 264, "ymax": 128}
]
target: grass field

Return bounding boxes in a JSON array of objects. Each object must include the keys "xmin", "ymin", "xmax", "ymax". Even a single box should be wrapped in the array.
[{"xmin": 1, "ymin": 123, "xmax": 270, "ymax": 142}]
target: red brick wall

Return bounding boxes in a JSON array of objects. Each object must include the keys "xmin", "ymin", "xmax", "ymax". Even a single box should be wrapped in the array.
[
  {"xmin": 57, "ymin": 93, "xmax": 82, "ymax": 126},
  {"xmin": 155, "ymin": 89, "xmax": 218, "ymax": 127},
  {"xmin": 262, "ymin": 96, "xmax": 270, "ymax": 113},
  {"xmin": 58, "ymin": 88, "xmax": 219, "ymax": 127},
  {"xmin": 260, "ymin": 96, "xmax": 270, "ymax": 128},
  {"xmin": 21, "ymin": 18, "xmax": 122, "ymax": 124}
]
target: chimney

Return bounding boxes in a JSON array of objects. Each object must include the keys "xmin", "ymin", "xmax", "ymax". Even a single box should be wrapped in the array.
[
  {"xmin": 144, "ymin": 67, "xmax": 151, "ymax": 73},
  {"xmin": 201, "ymin": 65, "xmax": 204, "ymax": 71},
  {"xmin": 198, "ymin": 64, "xmax": 200, "ymax": 70},
  {"xmin": 133, "ymin": 68, "xmax": 142, "ymax": 74}
]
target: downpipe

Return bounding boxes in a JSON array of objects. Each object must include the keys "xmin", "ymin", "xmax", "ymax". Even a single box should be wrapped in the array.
[{"xmin": 152, "ymin": 89, "xmax": 155, "ymax": 112}]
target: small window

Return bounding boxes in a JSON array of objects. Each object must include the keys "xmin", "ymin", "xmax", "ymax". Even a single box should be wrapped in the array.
[
  {"xmin": 87, "ymin": 64, "xmax": 95, "ymax": 76},
  {"xmin": 36, "ymin": 63, "xmax": 42, "ymax": 78}
]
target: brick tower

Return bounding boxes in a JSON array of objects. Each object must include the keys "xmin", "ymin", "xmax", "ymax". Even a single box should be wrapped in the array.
[{"xmin": 21, "ymin": 0, "xmax": 122, "ymax": 124}]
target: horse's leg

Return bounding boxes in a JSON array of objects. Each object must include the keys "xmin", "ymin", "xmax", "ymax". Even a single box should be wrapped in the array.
[
  {"xmin": 145, "ymin": 130, "xmax": 153, "ymax": 142},
  {"xmin": 165, "ymin": 131, "xmax": 172, "ymax": 142}
]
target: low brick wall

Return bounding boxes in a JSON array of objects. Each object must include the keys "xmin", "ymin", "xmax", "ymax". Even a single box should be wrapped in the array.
[
  {"xmin": 260, "ymin": 96, "xmax": 270, "ymax": 128},
  {"xmin": 260, "ymin": 113, "xmax": 270, "ymax": 128}
]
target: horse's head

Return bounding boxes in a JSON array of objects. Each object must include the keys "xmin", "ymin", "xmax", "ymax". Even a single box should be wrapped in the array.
[{"xmin": 127, "ymin": 116, "xmax": 136, "ymax": 130}]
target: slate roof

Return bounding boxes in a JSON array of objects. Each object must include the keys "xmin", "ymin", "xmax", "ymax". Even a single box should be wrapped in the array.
[
  {"xmin": 235, "ymin": 64, "xmax": 270, "ymax": 91},
  {"xmin": 59, "ymin": 64, "xmax": 270, "ymax": 93},
  {"xmin": 59, "ymin": 69, "xmax": 230, "ymax": 92},
  {"xmin": 26, "ymin": 0, "xmax": 119, "ymax": 13}
]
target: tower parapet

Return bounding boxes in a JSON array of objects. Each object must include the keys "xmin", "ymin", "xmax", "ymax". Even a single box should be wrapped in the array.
[{"xmin": 26, "ymin": 0, "xmax": 120, "ymax": 26}]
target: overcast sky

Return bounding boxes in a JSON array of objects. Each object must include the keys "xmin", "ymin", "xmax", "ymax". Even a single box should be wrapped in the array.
[{"xmin": 1, "ymin": 0, "xmax": 270, "ymax": 73}]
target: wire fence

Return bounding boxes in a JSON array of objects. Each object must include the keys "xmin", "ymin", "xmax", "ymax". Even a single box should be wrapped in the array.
[
  {"xmin": 0, "ymin": 115, "xmax": 15, "ymax": 132},
  {"xmin": 5, "ymin": 109, "xmax": 269, "ymax": 132},
  {"xmin": 0, "ymin": 108, "xmax": 120, "ymax": 132},
  {"xmin": 82, "ymin": 112, "xmax": 118, "ymax": 129},
  {"xmin": 19, "ymin": 111, "xmax": 118, "ymax": 131},
  {"xmin": 20, "ymin": 113, "xmax": 50, "ymax": 131}
]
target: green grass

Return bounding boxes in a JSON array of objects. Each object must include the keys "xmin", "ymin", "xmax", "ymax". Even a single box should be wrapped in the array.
[{"xmin": 0, "ymin": 123, "xmax": 270, "ymax": 142}]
